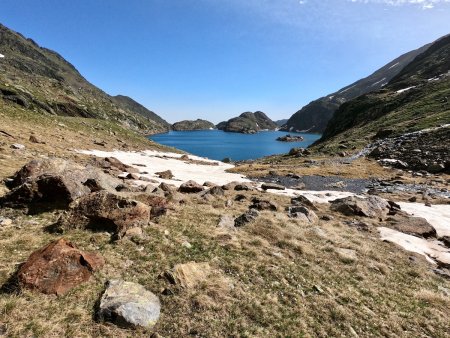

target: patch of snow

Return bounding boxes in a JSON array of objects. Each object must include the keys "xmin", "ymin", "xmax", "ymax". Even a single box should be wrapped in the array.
[
  {"xmin": 371, "ymin": 78, "xmax": 386, "ymax": 87},
  {"xmin": 0, "ymin": 53, "xmax": 4, "ymax": 58},
  {"xmin": 264, "ymin": 188, "xmax": 356, "ymax": 203},
  {"xmin": 328, "ymin": 95, "xmax": 334, "ymax": 100},
  {"xmin": 396, "ymin": 86, "xmax": 416, "ymax": 94},
  {"xmin": 388, "ymin": 62, "xmax": 399, "ymax": 70},
  {"xmin": 77, "ymin": 149, "xmax": 251, "ymax": 187},
  {"xmin": 338, "ymin": 84, "xmax": 356, "ymax": 94},
  {"xmin": 379, "ymin": 227, "xmax": 450, "ymax": 265},
  {"xmin": 398, "ymin": 203, "xmax": 450, "ymax": 237}
]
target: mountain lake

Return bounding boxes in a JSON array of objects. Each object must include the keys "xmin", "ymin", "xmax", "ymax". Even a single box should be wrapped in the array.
[{"xmin": 149, "ymin": 130, "xmax": 321, "ymax": 161}]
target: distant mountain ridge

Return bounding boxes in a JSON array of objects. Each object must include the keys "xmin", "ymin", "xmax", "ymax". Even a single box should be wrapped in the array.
[
  {"xmin": 0, "ymin": 23, "xmax": 169, "ymax": 134},
  {"xmin": 282, "ymin": 42, "xmax": 432, "ymax": 133},
  {"xmin": 172, "ymin": 119, "xmax": 215, "ymax": 131},
  {"xmin": 217, "ymin": 111, "xmax": 278, "ymax": 134},
  {"xmin": 316, "ymin": 33, "xmax": 450, "ymax": 147}
]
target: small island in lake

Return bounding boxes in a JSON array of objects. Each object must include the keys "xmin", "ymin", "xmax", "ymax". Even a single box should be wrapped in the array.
[
  {"xmin": 172, "ymin": 119, "xmax": 215, "ymax": 131},
  {"xmin": 216, "ymin": 111, "xmax": 278, "ymax": 134},
  {"xmin": 276, "ymin": 134, "xmax": 304, "ymax": 142}
]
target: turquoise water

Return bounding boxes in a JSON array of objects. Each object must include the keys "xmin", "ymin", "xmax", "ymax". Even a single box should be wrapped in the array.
[{"xmin": 149, "ymin": 130, "xmax": 321, "ymax": 161}]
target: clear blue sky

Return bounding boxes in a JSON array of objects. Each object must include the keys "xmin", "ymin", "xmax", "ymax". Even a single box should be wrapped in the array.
[{"xmin": 1, "ymin": 0, "xmax": 449, "ymax": 123}]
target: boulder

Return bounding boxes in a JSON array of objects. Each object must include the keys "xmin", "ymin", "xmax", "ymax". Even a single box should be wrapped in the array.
[
  {"xmin": 155, "ymin": 170, "xmax": 174, "ymax": 179},
  {"xmin": 261, "ymin": 182, "xmax": 285, "ymax": 191},
  {"xmin": 330, "ymin": 196, "xmax": 390, "ymax": 218},
  {"xmin": 234, "ymin": 209, "xmax": 259, "ymax": 227},
  {"xmin": 287, "ymin": 206, "xmax": 318, "ymax": 223},
  {"xmin": 291, "ymin": 195, "xmax": 318, "ymax": 210},
  {"xmin": 250, "ymin": 198, "xmax": 277, "ymax": 211},
  {"xmin": 1, "ymin": 159, "xmax": 121, "ymax": 210},
  {"xmin": 207, "ymin": 186, "xmax": 225, "ymax": 196},
  {"xmin": 179, "ymin": 180, "xmax": 204, "ymax": 193},
  {"xmin": 234, "ymin": 183, "xmax": 252, "ymax": 191},
  {"xmin": 18, "ymin": 238, "xmax": 104, "ymax": 295},
  {"xmin": 222, "ymin": 181, "xmax": 239, "ymax": 190},
  {"xmin": 385, "ymin": 215, "xmax": 437, "ymax": 238},
  {"xmin": 98, "ymin": 280, "xmax": 160, "ymax": 329},
  {"xmin": 58, "ymin": 191, "xmax": 150, "ymax": 239},
  {"xmin": 104, "ymin": 157, "xmax": 139, "ymax": 173}
]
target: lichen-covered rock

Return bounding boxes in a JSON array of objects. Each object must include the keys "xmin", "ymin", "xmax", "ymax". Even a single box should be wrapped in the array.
[
  {"xmin": 59, "ymin": 191, "xmax": 150, "ymax": 239},
  {"xmin": 98, "ymin": 280, "xmax": 160, "ymax": 329},
  {"xmin": 261, "ymin": 182, "xmax": 285, "ymax": 191},
  {"xmin": 18, "ymin": 238, "xmax": 104, "ymax": 295},
  {"xmin": 250, "ymin": 198, "xmax": 277, "ymax": 211},
  {"xmin": 155, "ymin": 170, "xmax": 174, "ymax": 179}
]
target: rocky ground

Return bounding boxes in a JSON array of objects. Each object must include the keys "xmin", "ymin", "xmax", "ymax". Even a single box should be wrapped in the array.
[{"xmin": 0, "ymin": 112, "xmax": 449, "ymax": 337}]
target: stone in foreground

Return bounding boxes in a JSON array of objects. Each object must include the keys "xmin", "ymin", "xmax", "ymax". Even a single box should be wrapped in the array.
[
  {"xmin": 18, "ymin": 238, "xmax": 104, "ymax": 295},
  {"xmin": 98, "ymin": 280, "xmax": 161, "ymax": 329},
  {"xmin": 261, "ymin": 182, "xmax": 285, "ymax": 190},
  {"xmin": 234, "ymin": 209, "xmax": 259, "ymax": 227}
]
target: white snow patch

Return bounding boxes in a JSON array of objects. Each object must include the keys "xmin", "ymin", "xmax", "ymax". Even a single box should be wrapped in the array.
[
  {"xmin": 398, "ymin": 203, "xmax": 450, "ymax": 238},
  {"xmin": 77, "ymin": 149, "xmax": 251, "ymax": 187},
  {"xmin": 371, "ymin": 77, "xmax": 386, "ymax": 87},
  {"xmin": 396, "ymin": 86, "xmax": 416, "ymax": 94},
  {"xmin": 265, "ymin": 188, "xmax": 355, "ymax": 203},
  {"xmin": 338, "ymin": 84, "xmax": 356, "ymax": 94},
  {"xmin": 388, "ymin": 62, "xmax": 399, "ymax": 70},
  {"xmin": 0, "ymin": 53, "xmax": 4, "ymax": 58},
  {"xmin": 77, "ymin": 148, "xmax": 358, "ymax": 203},
  {"xmin": 379, "ymin": 227, "xmax": 450, "ymax": 265}
]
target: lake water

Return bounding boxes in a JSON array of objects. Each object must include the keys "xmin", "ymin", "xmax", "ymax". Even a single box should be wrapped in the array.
[{"xmin": 149, "ymin": 130, "xmax": 321, "ymax": 161}]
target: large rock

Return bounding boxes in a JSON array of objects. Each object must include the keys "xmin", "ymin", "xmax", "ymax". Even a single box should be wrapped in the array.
[
  {"xmin": 234, "ymin": 209, "xmax": 259, "ymax": 227},
  {"xmin": 155, "ymin": 170, "xmax": 174, "ymax": 179},
  {"xmin": 287, "ymin": 206, "xmax": 318, "ymax": 223},
  {"xmin": 98, "ymin": 280, "xmax": 160, "ymax": 329},
  {"xmin": 18, "ymin": 238, "xmax": 104, "ymax": 295},
  {"xmin": 250, "ymin": 198, "xmax": 277, "ymax": 211},
  {"xmin": 385, "ymin": 215, "xmax": 437, "ymax": 238},
  {"xmin": 178, "ymin": 180, "xmax": 204, "ymax": 193},
  {"xmin": 59, "ymin": 191, "xmax": 150, "ymax": 239},
  {"xmin": 291, "ymin": 195, "xmax": 318, "ymax": 211},
  {"xmin": 1, "ymin": 159, "xmax": 121, "ymax": 210},
  {"xmin": 261, "ymin": 182, "xmax": 285, "ymax": 191},
  {"xmin": 330, "ymin": 196, "xmax": 390, "ymax": 218}
]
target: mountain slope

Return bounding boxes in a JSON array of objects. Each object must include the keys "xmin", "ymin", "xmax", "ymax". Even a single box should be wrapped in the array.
[
  {"xmin": 282, "ymin": 42, "xmax": 431, "ymax": 133},
  {"xmin": 217, "ymin": 111, "xmax": 277, "ymax": 133},
  {"xmin": 316, "ymin": 34, "xmax": 450, "ymax": 149},
  {"xmin": 0, "ymin": 23, "xmax": 169, "ymax": 134},
  {"xmin": 111, "ymin": 95, "xmax": 171, "ymax": 130}
]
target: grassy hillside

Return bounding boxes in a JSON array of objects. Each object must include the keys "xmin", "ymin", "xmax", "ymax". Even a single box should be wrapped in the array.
[
  {"xmin": 0, "ymin": 23, "xmax": 169, "ymax": 135},
  {"xmin": 282, "ymin": 41, "xmax": 431, "ymax": 133},
  {"xmin": 316, "ymin": 34, "xmax": 450, "ymax": 151}
]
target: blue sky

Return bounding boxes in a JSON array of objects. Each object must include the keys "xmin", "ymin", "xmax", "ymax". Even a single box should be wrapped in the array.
[{"xmin": 0, "ymin": 0, "xmax": 449, "ymax": 123}]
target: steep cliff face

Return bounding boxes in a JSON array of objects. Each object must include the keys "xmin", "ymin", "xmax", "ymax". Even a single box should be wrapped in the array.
[
  {"xmin": 0, "ymin": 23, "xmax": 169, "ymax": 134},
  {"xmin": 282, "ymin": 42, "xmax": 431, "ymax": 133}
]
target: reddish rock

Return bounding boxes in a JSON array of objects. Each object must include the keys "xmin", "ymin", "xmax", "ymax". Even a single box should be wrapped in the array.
[
  {"xmin": 179, "ymin": 180, "xmax": 204, "ymax": 193},
  {"xmin": 18, "ymin": 238, "xmax": 104, "ymax": 295}
]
